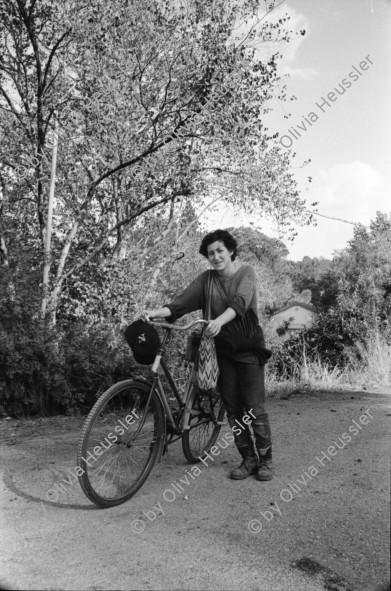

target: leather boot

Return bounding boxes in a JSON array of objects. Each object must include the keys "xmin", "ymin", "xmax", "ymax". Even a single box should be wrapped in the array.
[
  {"xmin": 230, "ymin": 445, "xmax": 258, "ymax": 480},
  {"xmin": 256, "ymin": 447, "xmax": 273, "ymax": 481}
]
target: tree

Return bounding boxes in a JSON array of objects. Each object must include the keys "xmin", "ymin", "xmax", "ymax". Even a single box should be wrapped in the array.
[
  {"xmin": 285, "ymin": 212, "xmax": 391, "ymax": 369},
  {"xmin": 1, "ymin": 0, "xmax": 312, "ymax": 326},
  {"xmin": 334, "ymin": 212, "xmax": 391, "ymax": 335}
]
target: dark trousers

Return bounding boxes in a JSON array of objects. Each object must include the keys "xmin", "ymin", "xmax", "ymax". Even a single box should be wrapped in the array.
[{"xmin": 217, "ymin": 355, "xmax": 272, "ymax": 455}]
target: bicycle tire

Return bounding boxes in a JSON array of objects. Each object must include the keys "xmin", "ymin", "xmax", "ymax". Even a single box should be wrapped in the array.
[
  {"xmin": 77, "ymin": 380, "xmax": 165, "ymax": 508},
  {"xmin": 182, "ymin": 385, "xmax": 225, "ymax": 463}
]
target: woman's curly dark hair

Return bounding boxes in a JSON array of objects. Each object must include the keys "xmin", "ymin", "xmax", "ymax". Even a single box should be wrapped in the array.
[{"xmin": 199, "ymin": 229, "xmax": 238, "ymax": 261}]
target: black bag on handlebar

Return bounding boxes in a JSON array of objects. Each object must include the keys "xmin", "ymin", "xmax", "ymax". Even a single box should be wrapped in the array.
[{"xmin": 124, "ymin": 320, "xmax": 161, "ymax": 365}]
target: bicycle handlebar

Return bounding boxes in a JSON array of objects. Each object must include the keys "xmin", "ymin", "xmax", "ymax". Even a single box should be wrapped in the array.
[{"xmin": 147, "ymin": 319, "xmax": 208, "ymax": 330}]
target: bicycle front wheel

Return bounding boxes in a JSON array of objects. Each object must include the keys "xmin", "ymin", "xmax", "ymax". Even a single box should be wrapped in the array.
[
  {"xmin": 182, "ymin": 385, "xmax": 225, "ymax": 463},
  {"xmin": 77, "ymin": 380, "xmax": 165, "ymax": 507}
]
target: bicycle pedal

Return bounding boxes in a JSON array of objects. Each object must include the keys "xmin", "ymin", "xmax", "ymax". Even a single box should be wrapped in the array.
[{"xmin": 217, "ymin": 421, "xmax": 227, "ymax": 425}]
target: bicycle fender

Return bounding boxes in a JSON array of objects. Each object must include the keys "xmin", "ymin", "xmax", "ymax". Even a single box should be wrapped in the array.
[
  {"xmin": 131, "ymin": 374, "xmax": 153, "ymax": 387},
  {"xmin": 131, "ymin": 376, "xmax": 164, "ymax": 406}
]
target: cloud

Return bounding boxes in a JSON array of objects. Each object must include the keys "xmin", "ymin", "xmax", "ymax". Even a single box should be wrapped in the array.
[
  {"xmin": 285, "ymin": 216, "xmax": 355, "ymax": 261},
  {"xmin": 265, "ymin": 160, "xmax": 388, "ymax": 260},
  {"xmin": 234, "ymin": 2, "xmax": 317, "ymax": 79},
  {"xmin": 316, "ymin": 161, "xmax": 385, "ymax": 224},
  {"xmin": 278, "ymin": 6, "xmax": 309, "ymax": 61},
  {"xmin": 202, "ymin": 161, "xmax": 388, "ymax": 261},
  {"xmin": 280, "ymin": 160, "xmax": 388, "ymax": 260},
  {"xmin": 271, "ymin": 3, "xmax": 317, "ymax": 79}
]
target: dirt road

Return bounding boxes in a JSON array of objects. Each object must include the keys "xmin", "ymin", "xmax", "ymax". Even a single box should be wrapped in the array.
[{"xmin": 1, "ymin": 389, "xmax": 390, "ymax": 591}]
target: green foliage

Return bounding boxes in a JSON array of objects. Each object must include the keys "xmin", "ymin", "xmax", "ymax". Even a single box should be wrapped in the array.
[
  {"xmin": 1, "ymin": 0, "xmax": 315, "ymax": 414},
  {"xmin": 1, "ymin": 0, "xmax": 311, "ymax": 328},
  {"xmin": 4, "ymin": 1, "xmax": 388, "ymax": 413},
  {"xmin": 0, "ymin": 263, "xmax": 134, "ymax": 415},
  {"xmin": 0, "ymin": 311, "xmax": 67, "ymax": 416},
  {"xmin": 283, "ymin": 212, "xmax": 391, "ymax": 364},
  {"xmin": 267, "ymin": 332, "xmax": 305, "ymax": 380},
  {"xmin": 0, "ymin": 314, "xmax": 134, "ymax": 417}
]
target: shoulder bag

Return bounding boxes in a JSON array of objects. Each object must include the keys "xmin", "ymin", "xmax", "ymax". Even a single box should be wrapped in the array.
[{"xmin": 194, "ymin": 271, "xmax": 220, "ymax": 390}]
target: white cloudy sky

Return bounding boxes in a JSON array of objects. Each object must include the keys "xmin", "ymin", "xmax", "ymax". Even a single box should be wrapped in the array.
[{"xmin": 205, "ymin": 0, "xmax": 391, "ymax": 261}]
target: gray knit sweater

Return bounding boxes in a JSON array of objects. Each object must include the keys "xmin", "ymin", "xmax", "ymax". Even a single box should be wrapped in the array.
[{"xmin": 166, "ymin": 264, "xmax": 261, "ymax": 363}]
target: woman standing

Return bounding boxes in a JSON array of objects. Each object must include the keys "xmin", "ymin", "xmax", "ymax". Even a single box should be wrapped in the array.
[{"xmin": 144, "ymin": 229, "xmax": 273, "ymax": 481}]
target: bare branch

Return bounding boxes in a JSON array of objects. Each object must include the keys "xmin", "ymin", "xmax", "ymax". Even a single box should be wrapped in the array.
[
  {"xmin": 42, "ymin": 28, "xmax": 72, "ymax": 94},
  {"xmin": 59, "ymin": 191, "xmax": 188, "ymax": 283},
  {"xmin": 0, "ymin": 86, "xmax": 31, "ymax": 136},
  {"xmin": 83, "ymin": 114, "xmax": 193, "ymax": 202}
]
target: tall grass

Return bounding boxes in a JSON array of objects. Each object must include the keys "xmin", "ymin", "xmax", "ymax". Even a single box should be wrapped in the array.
[
  {"xmin": 266, "ymin": 331, "xmax": 391, "ymax": 396},
  {"xmin": 345, "ymin": 331, "xmax": 391, "ymax": 388}
]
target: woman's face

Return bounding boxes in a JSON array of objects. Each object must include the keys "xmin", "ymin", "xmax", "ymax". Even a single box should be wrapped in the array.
[{"xmin": 206, "ymin": 240, "xmax": 234, "ymax": 273}]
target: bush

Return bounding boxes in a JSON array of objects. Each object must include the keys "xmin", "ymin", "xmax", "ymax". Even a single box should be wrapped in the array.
[
  {"xmin": 60, "ymin": 322, "xmax": 134, "ymax": 412},
  {"xmin": 267, "ymin": 305, "xmax": 367, "ymax": 380},
  {"xmin": 0, "ymin": 317, "xmax": 65, "ymax": 415},
  {"xmin": 0, "ymin": 314, "xmax": 135, "ymax": 416},
  {"xmin": 266, "ymin": 325, "xmax": 391, "ymax": 393},
  {"xmin": 267, "ymin": 333, "xmax": 306, "ymax": 380},
  {"xmin": 0, "ymin": 305, "xmax": 196, "ymax": 417}
]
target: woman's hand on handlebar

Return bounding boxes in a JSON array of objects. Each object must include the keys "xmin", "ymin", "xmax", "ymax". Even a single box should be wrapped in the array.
[
  {"xmin": 143, "ymin": 310, "xmax": 155, "ymax": 321},
  {"xmin": 205, "ymin": 319, "xmax": 222, "ymax": 337},
  {"xmin": 143, "ymin": 307, "xmax": 171, "ymax": 322}
]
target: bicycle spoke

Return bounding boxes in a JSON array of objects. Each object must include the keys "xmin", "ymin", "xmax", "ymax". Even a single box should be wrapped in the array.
[
  {"xmin": 182, "ymin": 387, "xmax": 225, "ymax": 463},
  {"xmin": 78, "ymin": 381, "xmax": 164, "ymax": 507}
]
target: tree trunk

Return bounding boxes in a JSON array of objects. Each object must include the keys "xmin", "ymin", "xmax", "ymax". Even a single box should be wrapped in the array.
[{"xmin": 41, "ymin": 118, "xmax": 58, "ymax": 320}]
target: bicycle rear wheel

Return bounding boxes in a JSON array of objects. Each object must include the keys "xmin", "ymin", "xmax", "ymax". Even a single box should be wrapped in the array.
[
  {"xmin": 77, "ymin": 380, "xmax": 165, "ymax": 507},
  {"xmin": 182, "ymin": 385, "xmax": 225, "ymax": 463}
]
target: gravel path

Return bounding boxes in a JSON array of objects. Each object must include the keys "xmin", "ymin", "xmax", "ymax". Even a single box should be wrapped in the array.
[{"xmin": 1, "ymin": 389, "xmax": 390, "ymax": 591}]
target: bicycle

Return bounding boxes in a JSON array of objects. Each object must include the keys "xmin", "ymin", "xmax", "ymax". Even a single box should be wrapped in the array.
[{"xmin": 77, "ymin": 319, "xmax": 225, "ymax": 508}]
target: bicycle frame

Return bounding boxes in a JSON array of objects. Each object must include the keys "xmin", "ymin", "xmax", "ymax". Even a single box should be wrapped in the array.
[
  {"xmin": 78, "ymin": 318, "xmax": 225, "ymax": 507},
  {"xmin": 136, "ymin": 326, "xmax": 193, "ymax": 438}
]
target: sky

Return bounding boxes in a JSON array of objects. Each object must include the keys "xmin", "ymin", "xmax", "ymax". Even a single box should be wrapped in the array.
[{"xmin": 204, "ymin": 0, "xmax": 391, "ymax": 261}]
